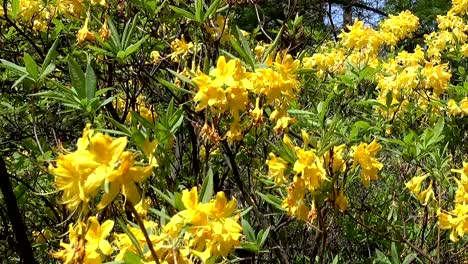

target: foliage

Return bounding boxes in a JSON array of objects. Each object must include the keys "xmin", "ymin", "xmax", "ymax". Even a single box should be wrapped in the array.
[{"xmin": 2, "ymin": 0, "xmax": 468, "ymax": 263}]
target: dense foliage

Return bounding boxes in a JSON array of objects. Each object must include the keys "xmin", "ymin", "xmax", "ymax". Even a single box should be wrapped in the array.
[{"xmin": 2, "ymin": 0, "xmax": 468, "ymax": 263}]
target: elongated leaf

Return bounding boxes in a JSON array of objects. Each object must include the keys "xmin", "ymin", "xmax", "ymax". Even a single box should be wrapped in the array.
[
  {"xmin": 242, "ymin": 218, "xmax": 256, "ymax": 242},
  {"xmin": 85, "ymin": 62, "xmax": 97, "ymax": 100},
  {"xmin": 106, "ymin": 16, "xmax": 122, "ymax": 50},
  {"xmin": 12, "ymin": 0, "xmax": 20, "ymax": 18},
  {"xmin": 199, "ymin": 167, "xmax": 214, "ymax": 203},
  {"xmin": 39, "ymin": 64, "xmax": 56, "ymax": 80},
  {"xmin": 150, "ymin": 185, "xmax": 175, "ymax": 207},
  {"xmin": 104, "ymin": 115, "xmax": 132, "ymax": 136},
  {"xmin": 195, "ymin": 0, "xmax": 204, "ymax": 22},
  {"xmin": 256, "ymin": 191, "xmax": 285, "ymax": 211},
  {"xmin": 169, "ymin": 5, "xmax": 196, "ymax": 20},
  {"xmin": 68, "ymin": 57, "xmax": 86, "ymax": 99},
  {"xmin": 166, "ymin": 68, "xmax": 194, "ymax": 85},
  {"xmin": 203, "ymin": 0, "xmax": 221, "ymax": 20},
  {"xmin": 148, "ymin": 208, "xmax": 171, "ymax": 221},
  {"xmin": 120, "ymin": 36, "xmax": 149, "ymax": 59},
  {"xmin": 123, "ymin": 15, "xmax": 139, "ymax": 49},
  {"xmin": 117, "ymin": 218, "xmax": 144, "ymax": 256},
  {"xmin": 24, "ymin": 53, "xmax": 38, "ymax": 80},
  {"xmin": 42, "ymin": 37, "xmax": 60, "ymax": 72},
  {"xmin": 258, "ymin": 226, "xmax": 270, "ymax": 247},
  {"xmin": 0, "ymin": 59, "xmax": 28, "ymax": 75},
  {"xmin": 157, "ymin": 77, "xmax": 195, "ymax": 95},
  {"xmin": 262, "ymin": 26, "xmax": 284, "ymax": 64}
]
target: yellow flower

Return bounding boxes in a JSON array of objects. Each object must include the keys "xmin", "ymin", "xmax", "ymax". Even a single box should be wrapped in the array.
[
  {"xmin": 323, "ymin": 144, "xmax": 347, "ymax": 174},
  {"xmin": 417, "ymin": 182, "xmax": 434, "ymax": 206},
  {"xmin": 98, "ymin": 151, "xmax": 153, "ymax": 209},
  {"xmin": 266, "ymin": 153, "xmax": 288, "ymax": 185},
  {"xmin": 405, "ymin": 175, "xmax": 428, "ymax": 194},
  {"xmin": 448, "ymin": 99, "xmax": 462, "ymax": 116},
  {"xmin": 85, "ymin": 217, "xmax": 114, "ymax": 256},
  {"xmin": 52, "ymin": 222, "xmax": 86, "ymax": 264},
  {"xmin": 49, "ymin": 152, "xmax": 100, "ymax": 211},
  {"xmin": 170, "ymin": 35, "xmax": 193, "ymax": 62},
  {"xmin": 352, "ymin": 139, "xmax": 383, "ymax": 187},
  {"xmin": 282, "ymin": 176, "xmax": 309, "ymax": 220},
  {"xmin": 460, "ymin": 98, "xmax": 468, "ymax": 115},
  {"xmin": 98, "ymin": 18, "xmax": 111, "ymax": 41},
  {"xmin": 334, "ymin": 191, "xmax": 348, "ymax": 212},
  {"xmin": 77, "ymin": 17, "xmax": 95, "ymax": 43},
  {"xmin": 135, "ymin": 197, "xmax": 152, "ymax": 218},
  {"xmin": 150, "ymin": 50, "xmax": 161, "ymax": 64}
]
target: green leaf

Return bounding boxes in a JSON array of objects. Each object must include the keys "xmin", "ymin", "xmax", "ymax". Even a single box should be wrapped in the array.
[
  {"xmin": 167, "ymin": 68, "xmax": 194, "ymax": 86},
  {"xmin": 150, "ymin": 185, "xmax": 175, "ymax": 207},
  {"xmin": 42, "ymin": 37, "xmax": 60, "ymax": 72},
  {"xmin": 199, "ymin": 167, "xmax": 214, "ymax": 203},
  {"xmin": 169, "ymin": 5, "xmax": 196, "ymax": 20},
  {"xmin": 116, "ymin": 218, "xmax": 144, "ymax": 256},
  {"xmin": 374, "ymin": 249, "xmax": 392, "ymax": 264},
  {"xmin": 24, "ymin": 53, "xmax": 39, "ymax": 80},
  {"xmin": 157, "ymin": 77, "xmax": 195, "ymax": 95},
  {"xmin": 39, "ymin": 64, "xmax": 56, "ymax": 80},
  {"xmin": 195, "ymin": 0, "xmax": 204, "ymax": 22},
  {"xmin": 148, "ymin": 208, "xmax": 171, "ymax": 221},
  {"xmin": 12, "ymin": 0, "xmax": 20, "ymax": 18},
  {"xmin": 106, "ymin": 16, "xmax": 122, "ymax": 50},
  {"xmin": 68, "ymin": 57, "xmax": 86, "ymax": 99},
  {"xmin": 85, "ymin": 62, "xmax": 97, "ymax": 100},
  {"xmin": 256, "ymin": 191, "xmax": 285, "ymax": 211},
  {"xmin": 203, "ymin": 0, "xmax": 220, "ymax": 20},
  {"xmin": 391, "ymin": 242, "xmax": 400, "ymax": 264},
  {"xmin": 231, "ymin": 26, "xmax": 255, "ymax": 69},
  {"xmin": 122, "ymin": 16, "xmax": 138, "ymax": 49},
  {"xmin": 123, "ymin": 251, "xmax": 142, "ymax": 264},
  {"xmin": 261, "ymin": 26, "xmax": 284, "ymax": 64},
  {"xmin": 104, "ymin": 115, "xmax": 132, "ymax": 136},
  {"xmin": 240, "ymin": 242, "xmax": 259, "ymax": 253},
  {"xmin": 402, "ymin": 253, "xmax": 417, "ymax": 264},
  {"xmin": 258, "ymin": 226, "xmax": 270, "ymax": 247},
  {"xmin": 121, "ymin": 35, "xmax": 149, "ymax": 59},
  {"xmin": 242, "ymin": 218, "xmax": 256, "ymax": 242},
  {"xmin": 0, "ymin": 59, "xmax": 28, "ymax": 75}
]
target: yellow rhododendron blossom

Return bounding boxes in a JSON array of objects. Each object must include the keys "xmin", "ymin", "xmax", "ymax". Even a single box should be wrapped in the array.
[
  {"xmin": 77, "ymin": 17, "xmax": 95, "ymax": 43},
  {"xmin": 405, "ymin": 175, "xmax": 428, "ymax": 194},
  {"xmin": 85, "ymin": 217, "xmax": 114, "ymax": 256},
  {"xmin": 98, "ymin": 151, "xmax": 153, "ymax": 209},
  {"xmin": 266, "ymin": 153, "xmax": 288, "ymax": 185},
  {"xmin": 170, "ymin": 35, "xmax": 193, "ymax": 62},
  {"xmin": 334, "ymin": 191, "xmax": 348, "ymax": 212},
  {"xmin": 352, "ymin": 139, "xmax": 383, "ymax": 187},
  {"xmin": 447, "ymin": 99, "xmax": 462, "ymax": 116}
]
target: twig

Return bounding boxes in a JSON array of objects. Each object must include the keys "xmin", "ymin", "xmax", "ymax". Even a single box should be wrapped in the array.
[{"xmin": 126, "ymin": 201, "xmax": 161, "ymax": 264}]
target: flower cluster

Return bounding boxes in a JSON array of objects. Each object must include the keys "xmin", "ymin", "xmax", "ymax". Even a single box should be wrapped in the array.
[
  {"xmin": 447, "ymin": 98, "xmax": 468, "ymax": 116},
  {"xmin": 170, "ymin": 35, "xmax": 194, "ymax": 63},
  {"xmin": 49, "ymin": 124, "xmax": 153, "ymax": 212},
  {"xmin": 3, "ymin": 0, "xmax": 108, "ymax": 33},
  {"xmin": 266, "ymin": 133, "xmax": 355, "ymax": 221},
  {"xmin": 113, "ymin": 187, "xmax": 242, "ymax": 263},
  {"xmin": 438, "ymin": 162, "xmax": 468, "ymax": 241},
  {"xmin": 192, "ymin": 52, "xmax": 300, "ymax": 142},
  {"xmin": 53, "ymin": 217, "xmax": 114, "ymax": 263},
  {"xmin": 405, "ymin": 175, "xmax": 435, "ymax": 206},
  {"xmin": 352, "ymin": 139, "xmax": 383, "ymax": 187}
]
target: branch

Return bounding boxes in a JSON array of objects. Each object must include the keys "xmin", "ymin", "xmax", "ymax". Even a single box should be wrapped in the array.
[
  {"xmin": 328, "ymin": 0, "xmax": 388, "ymax": 17},
  {"xmin": 0, "ymin": 156, "xmax": 37, "ymax": 263}
]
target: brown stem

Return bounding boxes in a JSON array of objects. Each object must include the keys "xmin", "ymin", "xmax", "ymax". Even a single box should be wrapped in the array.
[
  {"xmin": 126, "ymin": 201, "xmax": 161, "ymax": 264},
  {"xmin": 0, "ymin": 156, "xmax": 37, "ymax": 263}
]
